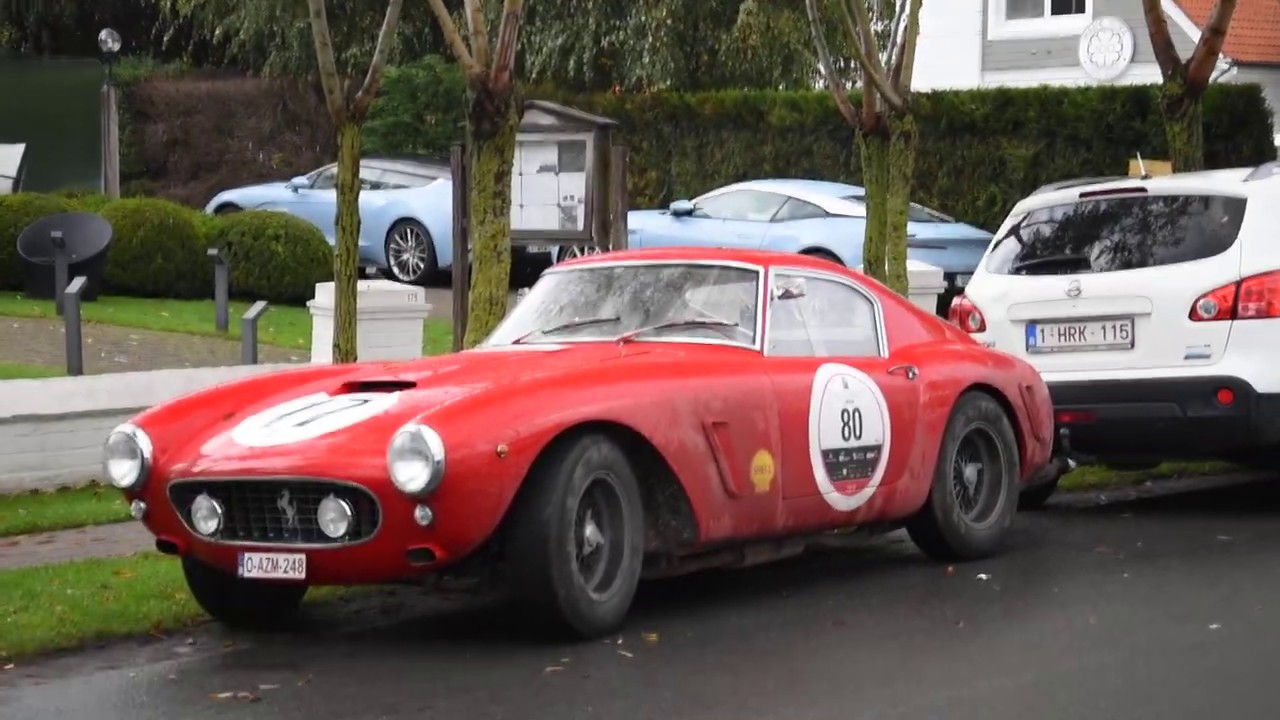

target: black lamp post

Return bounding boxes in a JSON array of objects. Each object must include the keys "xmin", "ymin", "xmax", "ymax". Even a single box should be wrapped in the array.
[{"xmin": 97, "ymin": 28, "xmax": 122, "ymax": 198}]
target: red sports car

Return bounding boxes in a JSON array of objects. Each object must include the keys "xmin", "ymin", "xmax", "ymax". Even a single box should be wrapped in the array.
[{"xmin": 103, "ymin": 247, "xmax": 1058, "ymax": 639}]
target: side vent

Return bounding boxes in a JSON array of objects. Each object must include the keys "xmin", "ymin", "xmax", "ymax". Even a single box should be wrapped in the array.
[{"xmin": 337, "ymin": 379, "xmax": 417, "ymax": 394}]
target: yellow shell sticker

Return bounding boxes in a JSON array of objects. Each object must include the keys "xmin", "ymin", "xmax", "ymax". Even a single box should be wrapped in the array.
[{"xmin": 749, "ymin": 449, "xmax": 776, "ymax": 494}]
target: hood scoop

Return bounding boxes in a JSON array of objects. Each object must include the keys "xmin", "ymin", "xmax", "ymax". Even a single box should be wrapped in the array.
[{"xmin": 337, "ymin": 379, "xmax": 417, "ymax": 394}]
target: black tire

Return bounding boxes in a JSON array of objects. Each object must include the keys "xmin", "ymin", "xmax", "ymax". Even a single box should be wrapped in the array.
[
  {"xmin": 181, "ymin": 556, "xmax": 308, "ymax": 630},
  {"xmin": 213, "ymin": 203, "xmax": 242, "ymax": 215},
  {"xmin": 1018, "ymin": 474, "xmax": 1062, "ymax": 511},
  {"xmin": 383, "ymin": 219, "xmax": 438, "ymax": 285},
  {"xmin": 801, "ymin": 248, "xmax": 844, "ymax": 265},
  {"xmin": 906, "ymin": 392, "xmax": 1021, "ymax": 562},
  {"xmin": 504, "ymin": 432, "xmax": 646, "ymax": 640}
]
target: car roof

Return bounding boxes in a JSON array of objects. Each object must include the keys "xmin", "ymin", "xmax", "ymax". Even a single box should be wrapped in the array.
[
  {"xmin": 1008, "ymin": 164, "xmax": 1280, "ymax": 216},
  {"xmin": 551, "ymin": 246, "xmax": 873, "ymax": 277},
  {"xmin": 698, "ymin": 178, "xmax": 869, "ymax": 216}
]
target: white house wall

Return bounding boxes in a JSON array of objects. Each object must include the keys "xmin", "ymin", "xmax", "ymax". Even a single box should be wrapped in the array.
[{"xmin": 912, "ymin": 0, "xmax": 984, "ymax": 90}]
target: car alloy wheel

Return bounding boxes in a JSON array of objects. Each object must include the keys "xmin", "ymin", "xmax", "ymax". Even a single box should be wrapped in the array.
[
  {"xmin": 556, "ymin": 244, "xmax": 603, "ymax": 264},
  {"xmin": 949, "ymin": 423, "xmax": 1006, "ymax": 527},
  {"xmin": 386, "ymin": 220, "xmax": 435, "ymax": 284}
]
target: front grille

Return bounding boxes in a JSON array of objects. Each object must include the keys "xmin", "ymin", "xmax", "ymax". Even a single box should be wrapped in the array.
[{"xmin": 168, "ymin": 479, "xmax": 381, "ymax": 546}]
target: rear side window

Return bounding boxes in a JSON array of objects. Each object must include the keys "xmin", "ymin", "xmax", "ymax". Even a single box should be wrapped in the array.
[{"xmin": 984, "ymin": 194, "xmax": 1248, "ymax": 276}]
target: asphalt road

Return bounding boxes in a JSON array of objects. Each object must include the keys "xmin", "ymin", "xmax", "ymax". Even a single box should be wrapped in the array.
[{"xmin": 4, "ymin": 474, "xmax": 1280, "ymax": 720}]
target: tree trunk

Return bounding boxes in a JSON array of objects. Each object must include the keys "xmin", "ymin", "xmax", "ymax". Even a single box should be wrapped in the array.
[
  {"xmin": 462, "ymin": 93, "xmax": 520, "ymax": 349},
  {"xmin": 855, "ymin": 113, "xmax": 916, "ymax": 296},
  {"xmin": 1160, "ymin": 85, "xmax": 1205, "ymax": 173},
  {"xmin": 332, "ymin": 120, "xmax": 363, "ymax": 363}
]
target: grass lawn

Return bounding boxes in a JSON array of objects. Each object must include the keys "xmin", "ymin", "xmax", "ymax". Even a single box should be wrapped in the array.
[
  {"xmin": 0, "ymin": 291, "xmax": 453, "ymax": 356},
  {"xmin": 0, "ymin": 361, "xmax": 62, "ymax": 379},
  {"xmin": 1059, "ymin": 461, "xmax": 1243, "ymax": 492},
  {"xmin": 0, "ymin": 483, "xmax": 131, "ymax": 538},
  {"xmin": 0, "ymin": 552, "xmax": 350, "ymax": 660}
]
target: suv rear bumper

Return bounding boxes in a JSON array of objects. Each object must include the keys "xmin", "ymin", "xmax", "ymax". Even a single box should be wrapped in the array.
[{"xmin": 1047, "ymin": 376, "xmax": 1280, "ymax": 463}]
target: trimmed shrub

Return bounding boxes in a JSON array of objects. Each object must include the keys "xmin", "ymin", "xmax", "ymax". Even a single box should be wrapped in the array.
[
  {"xmin": 99, "ymin": 197, "xmax": 210, "ymax": 299},
  {"xmin": 54, "ymin": 189, "xmax": 115, "ymax": 213},
  {"xmin": 207, "ymin": 210, "xmax": 333, "ymax": 305},
  {"xmin": 0, "ymin": 193, "xmax": 75, "ymax": 291}
]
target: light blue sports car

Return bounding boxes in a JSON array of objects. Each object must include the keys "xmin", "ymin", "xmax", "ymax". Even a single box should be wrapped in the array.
[
  {"xmin": 203, "ymin": 155, "xmax": 458, "ymax": 285},
  {"xmin": 556, "ymin": 178, "xmax": 993, "ymax": 309}
]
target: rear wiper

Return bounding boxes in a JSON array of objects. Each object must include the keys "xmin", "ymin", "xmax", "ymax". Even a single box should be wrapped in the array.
[
  {"xmin": 1009, "ymin": 254, "xmax": 1091, "ymax": 274},
  {"xmin": 511, "ymin": 315, "xmax": 621, "ymax": 344},
  {"xmin": 615, "ymin": 318, "xmax": 741, "ymax": 344}
]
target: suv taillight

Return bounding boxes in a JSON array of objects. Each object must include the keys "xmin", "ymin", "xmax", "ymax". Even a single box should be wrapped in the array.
[
  {"xmin": 1190, "ymin": 271, "xmax": 1280, "ymax": 322},
  {"xmin": 948, "ymin": 294, "xmax": 987, "ymax": 333}
]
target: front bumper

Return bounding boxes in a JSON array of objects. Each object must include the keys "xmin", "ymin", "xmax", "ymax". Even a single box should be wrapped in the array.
[
  {"xmin": 136, "ymin": 476, "xmax": 501, "ymax": 585},
  {"xmin": 1047, "ymin": 375, "xmax": 1280, "ymax": 464}
]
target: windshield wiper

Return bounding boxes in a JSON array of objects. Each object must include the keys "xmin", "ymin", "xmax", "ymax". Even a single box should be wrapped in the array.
[
  {"xmin": 615, "ymin": 317, "xmax": 743, "ymax": 344},
  {"xmin": 1009, "ymin": 254, "xmax": 1091, "ymax": 275},
  {"xmin": 511, "ymin": 315, "xmax": 621, "ymax": 344}
]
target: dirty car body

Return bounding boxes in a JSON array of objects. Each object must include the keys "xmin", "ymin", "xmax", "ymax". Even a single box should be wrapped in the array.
[{"xmin": 105, "ymin": 247, "xmax": 1054, "ymax": 639}]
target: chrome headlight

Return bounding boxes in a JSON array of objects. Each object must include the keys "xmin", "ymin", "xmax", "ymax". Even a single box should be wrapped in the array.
[
  {"xmin": 102, "ymin": 423, "xmax": 153, "ymax": 490},
  {"xmin": 386, "ymin": 422, "xmax": 446, "ymax": 496}
]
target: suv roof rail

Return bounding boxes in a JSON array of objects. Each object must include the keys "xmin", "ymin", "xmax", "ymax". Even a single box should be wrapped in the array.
[
  {"xmin": 1244, "ymin": 160, "xmax": 1280, "ymax": 183},
  {"xmin": 1030, "ymin": 176, "xmax": 1131, "ymax": 195}
]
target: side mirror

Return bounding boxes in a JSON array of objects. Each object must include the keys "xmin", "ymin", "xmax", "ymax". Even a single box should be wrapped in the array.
[
  {"xmin": 668, "ymin": 199, "xmax": 696, "ymax": 217},
  {"xmin": 285, "ymin": 176, "xmax": 309, "ymax": 192}
]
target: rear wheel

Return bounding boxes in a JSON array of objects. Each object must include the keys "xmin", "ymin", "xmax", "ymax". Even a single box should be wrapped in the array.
[
  {"xmin": 213, "ymin": 203, "xmax": 242, "ymax": 215},
  {"xmin": 801, "ymin": 248, "xmax": 843, "ymax": 265},
  {"xmin": 907, "ymin": 392, "xmax": 1020, "ymax": 561},
  {"xmin": 384, "ymin": 219, "xmax": 438, "ymax": 285},
  {"xmin": 554, "ymin": 244, "xmax": 604, "ymax": 264},
  {"xmin": 181, "ymin": 556, "xmax": 308, "ymax": 630},
  {"xmin": 504, "ymin": 432, "xmax": 646, "ymax": 639}
]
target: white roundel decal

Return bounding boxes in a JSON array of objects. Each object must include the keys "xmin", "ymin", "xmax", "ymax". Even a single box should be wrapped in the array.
[
  {"xmin": 229, "ymin": 392, "xmax": 401, "ymax": 448},
  {"xmin": 808, "ymin": 363, "xmax": 892, "ymax": 511}
]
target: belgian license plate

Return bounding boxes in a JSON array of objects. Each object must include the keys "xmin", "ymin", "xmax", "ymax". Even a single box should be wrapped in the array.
[
  {"xmin": 1026, "ymin": 317, "xmax": 1134, "ymax": 353},
  {"xmin": 526, "ymin": 244, "xmax": 552, "ymax": 254},
  {"xmin": 238, "ymin": 552, "xmax": 306, "ymax": 580}
]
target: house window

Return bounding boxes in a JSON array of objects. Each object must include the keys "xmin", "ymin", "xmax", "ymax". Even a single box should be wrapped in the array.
[{"xmin": 989, "ymin": 0, "xmax": 1092, "ymax": 40}]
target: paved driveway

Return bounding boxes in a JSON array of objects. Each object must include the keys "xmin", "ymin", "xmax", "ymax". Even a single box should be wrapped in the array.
[{"xmin": 3, "ymin": 475, "xmax": 1279, "ymax": 719}]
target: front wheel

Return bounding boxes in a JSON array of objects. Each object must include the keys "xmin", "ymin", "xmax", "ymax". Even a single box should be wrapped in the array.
[
  {"xmin": 384, "ymin": 220, "xmax": 438, "ymax": 285},
  {"xmin": 554, "ymin": 244, "xmax": 604, "ymax": 264},
  {"xmin": 181, "ymin": 556, "xmax": 308, "ymax": 630},
  {"xmin": 906, "ymin": 392, "xmax": 1020, "ymax": 562},
  {"xmin": 504, "ymin": 432, "xmax": 646, "ymax": 639}
]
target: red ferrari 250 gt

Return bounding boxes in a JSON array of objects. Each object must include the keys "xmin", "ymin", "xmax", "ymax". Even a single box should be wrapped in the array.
[{"xmin": 103, "ymin": 247, "xmax": 1058, "ymax": 639}]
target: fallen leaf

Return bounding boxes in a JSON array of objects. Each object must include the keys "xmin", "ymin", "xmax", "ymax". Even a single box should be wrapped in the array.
[
  {"xmin": 211, "ymin": 692, "xmax": 235, "ymax": 700},
  {"xmin": 112, "ymin": 569, "xmax": 134, "ymax": 578},
  {"xmin": 222, "ymin": 641, "xmax": 235, "ymax": 649},
  {"xmin": 1209, "ymin": 623, "xmax": 1222, "ymax": 630},
  {"xmin": 3, "ymin": 663, "xmax": 14, "ymax": 671},
  {"xmin": 298, "ymin": 674, "xmax": 313, "ymax": 686},
  {"xmin": 946, "ymin": 566, "xmax": 955, "ymax": 576},
  {"xmin": 185, "ymin": 638, "xmax": 196, "ymax": 646},
  {"xmin": 617, "ymin": 650, "xmax": 634, "ymax": 658},
  {"xmin": 258, "ymin": 684, "xmax": 280, "ymax": 691},
  {"xmin": 234, "ymin": 691, "xmax": 260, "ymax": 702},
  {"xmin": 1216, "ymin": 535, "xmax": 1233, "ymax": 541},
  {"xmin": 641, "ymin": 632, "xmax": 659, "ymax": 644},
  {"xmin": 167, "ymin": 675, "xmax": 177, "ymax": 680},
  {"xmin": 559, "ymin": 657, "xmax": 570, "ymax": 663},
  {"xmin": 544, "ymin": 666, "xmax": 565, "ymax": 674},
  {"xmin": 975, "ymin": 573, "xmax": 991, "ymax": 581}
]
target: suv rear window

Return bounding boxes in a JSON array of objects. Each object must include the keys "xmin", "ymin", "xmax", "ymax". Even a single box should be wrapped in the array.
[{"xmin": 984, "ymin": 193, "xmax": 1248, "ymax": 276}]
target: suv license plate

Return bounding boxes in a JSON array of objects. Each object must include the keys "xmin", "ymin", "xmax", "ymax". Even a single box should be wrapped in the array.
[{"xmin": 1026, "ymin": 318, "xmax": 1134, "ymax": 353}]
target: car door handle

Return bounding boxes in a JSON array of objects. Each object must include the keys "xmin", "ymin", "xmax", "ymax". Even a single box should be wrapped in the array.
[{"xmin": 888, "ymin": 364, "xmax": 918, "ymax": 380}]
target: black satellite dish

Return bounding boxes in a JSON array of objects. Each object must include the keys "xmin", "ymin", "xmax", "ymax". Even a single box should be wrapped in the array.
[{"xmin": 16, "ymin": 212, "xmax": 114, "ymax": 303}]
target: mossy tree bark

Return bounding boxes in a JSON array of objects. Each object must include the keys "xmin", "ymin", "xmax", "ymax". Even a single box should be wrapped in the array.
[
  {"xmin": 855, "ymin": 112, "xmax": 917, "ymax": 295},
  {"xmin": 305, "ymin": 0, "xmax": 403, "ymax": 363},
  {"xmin": 462, "ymin": 91, "xmax": 520, "ymax": 347},
  {"xmin": 1141, "ymin": 0, "xmax": 1236, "ymax": 173},
  {"xmin": 332, "ymin": 120, "xmax": 363, "ymax": 363}
]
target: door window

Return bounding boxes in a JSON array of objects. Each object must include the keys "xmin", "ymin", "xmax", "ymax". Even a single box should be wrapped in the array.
[
  {"xmin": 984, "ymin": 193, "xmax": 1248, "ymax": 276},
  {"xmin": 695, "ymin": 190, "xmax": 789, "ymax": 222},
  {"xmin": 773, "ymin": 197, "xmax": 829, "ymax": 222},
  {"xmin": 766, "ymin": 273, "xmax": 883, "ymax": 358}
]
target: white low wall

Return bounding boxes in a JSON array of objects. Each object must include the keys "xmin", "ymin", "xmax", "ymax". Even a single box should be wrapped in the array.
[{"xmin": 0, "ymin": 363, "xmax": 296, "ymax": 493}]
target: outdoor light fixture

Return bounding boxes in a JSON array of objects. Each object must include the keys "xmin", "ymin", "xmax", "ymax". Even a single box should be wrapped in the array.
[{"xmin": 97, "ymin": 28, "xmax": 122, "ymax": 83}]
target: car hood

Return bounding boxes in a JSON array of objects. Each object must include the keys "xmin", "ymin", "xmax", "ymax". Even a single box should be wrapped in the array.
[{"xmin": 160, "ymin": 342, "xmax": 673, "ymax": 475}]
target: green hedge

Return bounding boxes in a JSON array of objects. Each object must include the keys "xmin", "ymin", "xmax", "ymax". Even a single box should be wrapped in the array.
[
  {"xmin": 207, "ymin": 210, "xmax": 333, "ymax": 304},
  {"xmin": 0, "ymin": 192, "xmax": 332, "ymax": 304},
  {"xmin": 0, "ymin": 193, "xmax": 75, "ymax": 290}
]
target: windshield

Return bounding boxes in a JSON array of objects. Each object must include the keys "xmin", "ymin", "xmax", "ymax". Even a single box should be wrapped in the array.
[
  {"xmin": 840, "ymin": 194, "xmax": 953, "ymax": 223},
  {"xmin": 482, "ymin": 263, "xmax": 762, "ymax": 348}
]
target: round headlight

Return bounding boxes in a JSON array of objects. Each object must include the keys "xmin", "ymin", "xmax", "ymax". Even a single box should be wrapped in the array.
[
  {"xmin": 102, "ymin": 423, "xmax": 153, "ymax": 490},
  {"xmin": 387, "ymin": 423, "xmax": 446, "ymax": 496},
  {"xmin": 190, "ymin": 493, "xmax": 224, "ymax": 536},
  {"xmin": 317, "ymin": 494, "xmax": 353, "ymax": 539}
]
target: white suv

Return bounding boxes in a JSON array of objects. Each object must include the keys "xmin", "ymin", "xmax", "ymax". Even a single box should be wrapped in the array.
[{"xmin": 950, "ymin": 161, "xmax": 1280, "ymax": 507}]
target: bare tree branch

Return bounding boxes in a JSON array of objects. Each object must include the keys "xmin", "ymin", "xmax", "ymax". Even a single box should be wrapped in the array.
[
  {"xmin": 463, "ymin": 0, "xmax": 492, "ymax": 69},
  {"xmin": 805, "ymin": 0, "xmax": 861, "ymax": 127},
  {"xmin": 1141, "ymin": 0, "xmax": 1184, "ymax": 80},
  {"xmin": 489, "ymin": 0, "xmax": 526, "ymax": 94},
  {"xmin": 882, "ymin": 0, "xmax": 909, "ymax": 73},
  {"xmin": 425, "ymin": 0, "xmax": 487, "ymax": 85},
  {"xmin": 841, "ymin": 0, "xmax": 906, "ymax": 112},
  {"xmin": 891, "ymin": 0, "xmax": 923, "ymax": 92},
  {"xmin": 304, "ymin": 0, "xmax": 347, "ymax": 123},
  {"xmin": 352, "ymin": 0, "xmax": 406, "ymax": 117},
  {"xmin": 1186, "ymin": 0, "xmax": 1238, "ymax": 91}
]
